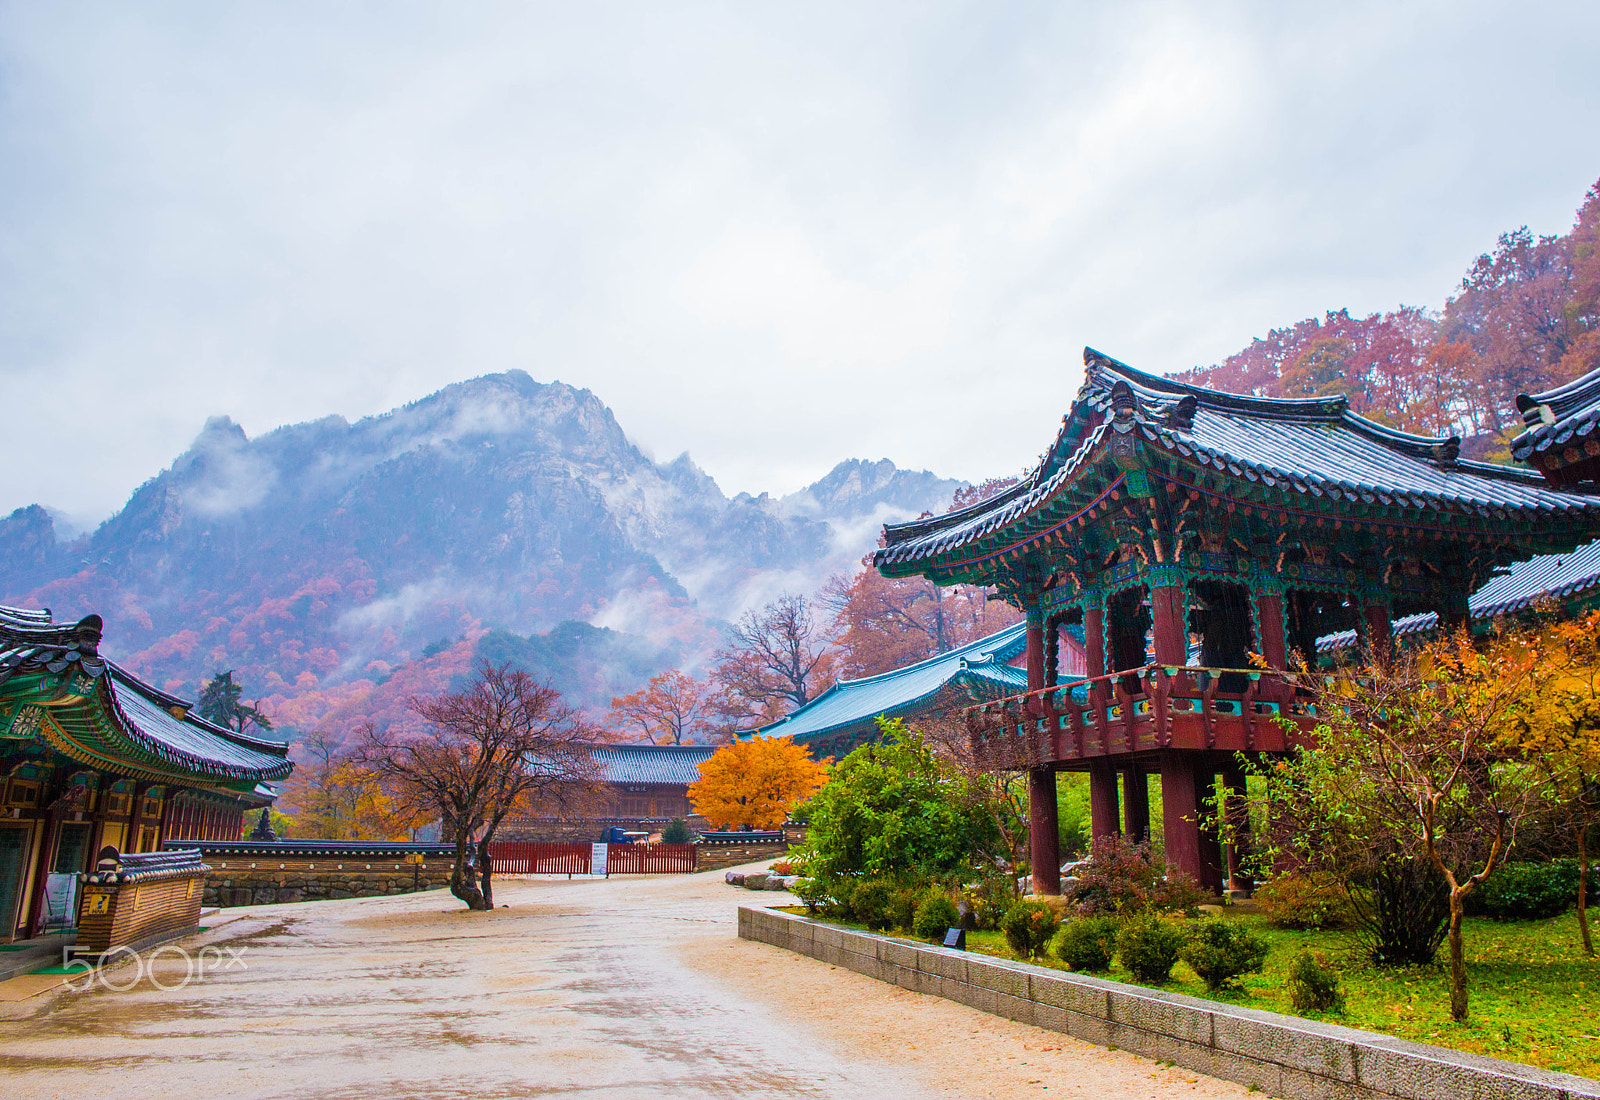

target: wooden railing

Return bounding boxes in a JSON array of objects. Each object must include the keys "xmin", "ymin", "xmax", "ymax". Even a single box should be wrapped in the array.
[{"xmin": 964, "ymin": 664, "xmax": 1319, "ymax": 766}]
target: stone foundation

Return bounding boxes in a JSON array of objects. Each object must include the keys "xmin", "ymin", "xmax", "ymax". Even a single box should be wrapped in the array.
[
  {"xmin": 205, "ymin": 854, "xmax": 456, "ymax": 906},
  {"xmin": 695, "ymin": 837, "xmax": 789, "ymax": 871}
]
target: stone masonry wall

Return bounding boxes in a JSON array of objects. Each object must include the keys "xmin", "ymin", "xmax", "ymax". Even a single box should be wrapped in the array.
[
  {"xmin": 205, "ymin": 855, "xmax": 455, "ymax": 906},
  {"xmin": 739, "ymin": 905, "xmax": 1600, "ymax": 1100},
  {"xmin": 695, "ymin": 839, "xmax": 789, "ymax": 872}
]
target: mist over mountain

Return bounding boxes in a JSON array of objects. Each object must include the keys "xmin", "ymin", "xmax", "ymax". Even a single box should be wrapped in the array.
[{"xmin": 0, "ymin": 371, "xmax": 959, "ymax": 731}]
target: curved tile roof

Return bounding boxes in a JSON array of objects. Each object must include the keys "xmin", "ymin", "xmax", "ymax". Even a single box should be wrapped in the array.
[
  {"xmin": 1, "ymin": 604, "xmax": 291, "ymax": 785},
  {"xmin": 593, "ymin": 744, "xmax": 719, "ymax": 785},
  {"xmin": 1512, "ymin": 365, "xmax": 1600, "ymax": 464},
  {"xmin": 1316, "ymin": 537, "xmax": 1600, "ymax": 652},
  {"xmin": 747, "ymin": 621, "xmax": 1030, "ymax": 745},
  {"xmin": 878, "ymin": 350, "xmax": 1600, "ymax": 572}
]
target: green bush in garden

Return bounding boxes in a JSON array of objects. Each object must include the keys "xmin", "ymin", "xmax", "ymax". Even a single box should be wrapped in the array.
[
  {"xmin": 1117, "ymin": 915, "xmax": 1185, "ymax": 984},
  {"xmin": 1253, "ymin": 874, "xmax": 1352, "ymax": 930},
  {"xmin": 1053, "ymin": 916, "xmax": 1119, "ymax": 972},
  {"xmin": 1000, "ymin": 900, "xmax": 1059, "ymax": 958},
  {"xmin": 1285, "ymin": 949, "xmax": 1345, "ymax": 1013},
  {"xmin": 888, "ymin": 882, "xmax": 923, "ymax": 933},
  {"xmin": 849, "ymin": 878, "xmax": 896, "ymax": 930},
  {"xmin": 1468, "ymin": 860, "xmax": 1587, "ymax": 921},
  {"xmin": 1179, "ymin": 918, "xmax": 1271, "ymax": 991},
  {"xmin": 912, "ymin": 889, "xmax": 962, "ymax": 942}
]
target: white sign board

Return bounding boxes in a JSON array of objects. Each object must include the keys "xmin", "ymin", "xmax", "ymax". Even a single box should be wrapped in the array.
[{"xmin": 590, "ymin": 843, "xmax": 608, "ymax": 877}]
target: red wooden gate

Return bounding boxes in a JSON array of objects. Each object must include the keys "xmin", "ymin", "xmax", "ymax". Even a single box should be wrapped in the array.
[
  {"xmin": 488, "ymin": 842, "xmax": 591, "ymax": 875},
  {"xmin": 606, "ymin": 843, "xmax": 697, "ymax": 874}
]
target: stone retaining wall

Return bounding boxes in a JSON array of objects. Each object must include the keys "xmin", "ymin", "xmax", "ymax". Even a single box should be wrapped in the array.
[
  {"xmin": 695, "ymin": 839, "xmax": 789, "ymax": 871},
  {"xmin": 206, "ymin": 855, "xmax": 455, "ymax": 906},
  {"xmin": 739, "ymin": 905, "xmax": 1600, "ymax": 1100}
]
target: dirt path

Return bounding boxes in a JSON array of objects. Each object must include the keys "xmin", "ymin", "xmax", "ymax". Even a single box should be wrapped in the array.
[{"xmin": 0, "ymin": 865, "xmax": 1248, "ymax": 1099}]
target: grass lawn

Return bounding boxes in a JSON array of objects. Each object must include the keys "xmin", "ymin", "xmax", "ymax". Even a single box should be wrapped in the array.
[{"xmin": 781, "ymin": 906, "xmax": 1600, "ymax": 1079}]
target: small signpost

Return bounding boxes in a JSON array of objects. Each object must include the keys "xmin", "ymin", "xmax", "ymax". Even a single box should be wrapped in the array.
[{"xmin": 590, "ymin": 843, "xmax": 608, "ymax": 878}]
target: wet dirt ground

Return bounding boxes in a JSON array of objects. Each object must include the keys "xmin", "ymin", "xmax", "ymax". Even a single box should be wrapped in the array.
[{"xmin": 0, "ymin": 864, "xmax": 1249, "ymax": 1099}]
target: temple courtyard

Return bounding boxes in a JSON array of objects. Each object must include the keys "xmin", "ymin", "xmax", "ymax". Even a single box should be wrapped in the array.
[{"xmin": 0, "ymin": 863, "xmax": 1247, "ymax": 1099}]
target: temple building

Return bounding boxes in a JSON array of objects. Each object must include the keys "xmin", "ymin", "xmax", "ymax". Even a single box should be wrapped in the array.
[
  {"xmin": 747, "ymin": 621, "xmax": 1086, "ymax": 758},
  {"xmin": 0, "ymin": 606, "xmax": 291, "ymax": 941},
  {"xmin": 874, "ymin": 349, "xmax": 1600, "ymax": 896}
]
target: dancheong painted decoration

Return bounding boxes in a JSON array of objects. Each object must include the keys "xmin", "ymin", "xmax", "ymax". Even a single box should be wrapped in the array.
[
  {"xmin": 0, "ymin": 605, "xmax": 290, "ymax": 942},
  {"xmin": 874, "ymin": 349, "xmax": 1600, "ymax": 897}
]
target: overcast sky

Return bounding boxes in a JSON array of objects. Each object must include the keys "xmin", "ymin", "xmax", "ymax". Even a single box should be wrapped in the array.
[{"xmin": 3, "ymin": 2, "xmax": 1598, "ymax": 526}]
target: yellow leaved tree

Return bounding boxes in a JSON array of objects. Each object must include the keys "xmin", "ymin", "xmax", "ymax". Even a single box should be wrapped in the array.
[
  {"xmin": 1496, "ymin": 606, "xmax": 1600, "ymax": 957},
  {"xmin": 688, "ymin": 735, "xmax": 827, "ymax": 830}
]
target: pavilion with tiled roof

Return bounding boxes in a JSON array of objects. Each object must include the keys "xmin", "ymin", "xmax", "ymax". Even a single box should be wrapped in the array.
[
  {"xmin": 0, "ymin": 605, "xmax": 290, "ymax": 941},
  {"xmin": 875, "ymin": 349, "xmax": 1600, "ymax": 896}
]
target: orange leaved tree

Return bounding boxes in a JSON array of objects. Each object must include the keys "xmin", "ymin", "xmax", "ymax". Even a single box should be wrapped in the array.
[
  {"xmin": 607, "ymin": 670, "xmax": 723, "ymax": 745},
  {"xmin": 688, "ymin": 735, "xmax": 827, "ymax": 830}
]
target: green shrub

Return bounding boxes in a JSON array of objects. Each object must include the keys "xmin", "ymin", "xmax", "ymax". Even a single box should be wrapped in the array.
[
  {"xmin": 790, "ymin": 877, "xmax": 828, "ymax": 915},
  {"xmin": 849, "ymin": 878, "xmax": 895, "ymax": 930},
  {"xmin": 1179, "ymin": 918, "xmax": 1270, "ymax": 992},
  {"xmin": 1285, "ymin": 949, "xmax": 1344, "ymax": 1013},
  {"xmin": 1053, "ymin": 916, "xmax": 1119, "ymax": 972},
  {"xmin": 1000, "ymin": 900, "xmax": 1059, "ymax": 958},
  {"xmin": 1117, "ymin": 915, "xmax": 1185, "ymax": 984},
  {"xmin": 961, "ymin": 874, "xmax": 1015, "ymax": 931},
  {"xmin": 660, "ymin": 817, "xmax": 692, "ymax": 844},
  {"xmin": 912, "ymin": 889, "xmax": 962, "ymax": 942},
  {"xmin": 1254, "ymin": 874, "xmax": 1351, "ymax": 930},
  {"xmin": 888, "ymin": 882, "xmax": 922, "ymax": 932},
  {"xmin": 1469, "ymin": 860, "xmax": 1585, "ymax": 921}
]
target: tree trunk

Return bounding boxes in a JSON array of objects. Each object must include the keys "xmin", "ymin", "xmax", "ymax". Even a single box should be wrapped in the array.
[
  {"xmin": 476, "ymin": 834, "xmax": 494, "ymax": 908},
  {"xmin": 1579, "ymin": 823, "xmax": 1593, "ymax": 958},
  {"xmin": 1447, "ymin": 889, "xmax": 1469, "ymax": 1023},
  {"xmin": 449, "ymin": 831, "xmax": 490, "ymax": 910}
]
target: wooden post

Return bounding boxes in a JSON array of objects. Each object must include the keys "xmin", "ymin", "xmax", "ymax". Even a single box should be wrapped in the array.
[
  {"xmin": 1122, "ymin": 768, "xmax": 1149, "ymax": 844},
  {"xmin": 1026, "ymin": 612, "xmax": 1060, "ymax": 895},
  {"xmin": 1159, "ymin": 751, "xmax": 1208, "ymax": 891},
  {"xmin": 1149, "ymin": 570, "xmax": 1188, "ymax": 666},
  {"xmin": 1089, "ymin": 759, "xmax": 1119, "ymax": 844}
]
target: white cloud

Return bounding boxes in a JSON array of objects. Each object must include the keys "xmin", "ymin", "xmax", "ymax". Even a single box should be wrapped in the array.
[{"xmin": 2, "ymin": 1, "xmax": 1597, "ymax": 522}]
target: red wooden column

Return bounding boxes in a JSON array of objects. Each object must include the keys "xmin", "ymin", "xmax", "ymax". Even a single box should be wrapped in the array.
[
  {"xmin": 1159, "ymin": 750, "xmax": 1207, "ymax": 888},
  {"xmin": 1254, "ymin": 582, "xmax": 1288, "ymax": 670},
  {"xmin": 1122, "ymin": 768, "xmax": 1149, "ymax": 844},
  {"xmin": 1088, "ymin": 759, "xmax": 1119, "ymax": 845},
  {"xmin": 1148, "ymin": 568, "xmax": 1188, "ymax": 666},
  {"xmin": 1359, "ymin": 583, "xmax": 1392, "ymax": 663},
  {"xmin": 1025, "ymin": 612, "xmax": 1060, "ymax": 895}
]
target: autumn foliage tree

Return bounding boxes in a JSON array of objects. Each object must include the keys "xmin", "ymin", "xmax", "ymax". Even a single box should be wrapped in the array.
[
  {"xmin": 607, "ymin": 670, "xmax": 723, "ymax": 745},
  {"xmin": 356, "ymin": 661, "xmax": 600, "ymax": 910},
  {"xmin": 1250, "ymin": 631, "xmax": 1544, "ymax": 1023},
  {"xmin": 824, "ymin": 478, "xmax": 1023, "ymax": 679},
  {"xmin": 709, "ymin": 594, "xmax": 835, "ymax": 727},
  {"xmin": 1497, "ymin": 607, "xmax": 1600, "ymax": 956},
  {"xmin": 687, "ymin": 734, "xmax": 827, "ymax": 830},
  {"xmin": 1177, "ymin": 175, "xmax": 1600, "ymax": 462},
  {"xmin": 278, "ymin": 729, "xmax": 416, "ymax": 840}
]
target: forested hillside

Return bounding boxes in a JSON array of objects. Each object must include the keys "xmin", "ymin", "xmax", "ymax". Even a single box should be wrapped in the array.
[
  {"xmin": 1177, "ymin": 177, "xmax": 1600, "ymax": 461},
  {"xmin": 0, "ymin": 372, "xmax": 959, "ymax": 738}
]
